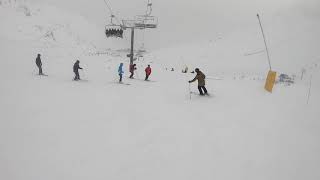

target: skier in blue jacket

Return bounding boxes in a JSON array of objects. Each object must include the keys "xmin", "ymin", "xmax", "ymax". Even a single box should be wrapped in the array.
[{"xmin": 118, "ymin": 63, "xmax": 124, "ymax": 82}]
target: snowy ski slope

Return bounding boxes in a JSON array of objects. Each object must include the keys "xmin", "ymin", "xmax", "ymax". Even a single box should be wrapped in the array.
[{"xmin": 0, "ymin": 1, "xmax": 320, "ymax": 180}]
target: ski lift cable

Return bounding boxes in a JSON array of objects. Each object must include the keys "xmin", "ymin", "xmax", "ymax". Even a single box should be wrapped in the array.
[{"xmin": 103, "ymin": 0, "xmax": 122, "ymax": 24}]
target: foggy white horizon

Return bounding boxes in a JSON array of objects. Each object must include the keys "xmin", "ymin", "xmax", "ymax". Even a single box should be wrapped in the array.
[{"xmin": 27, "ymin": 0, "xmax": 320, "ymax": 50}]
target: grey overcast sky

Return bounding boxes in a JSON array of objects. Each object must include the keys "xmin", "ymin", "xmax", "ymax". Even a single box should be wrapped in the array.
[{"xmin": 30, "ymin": 0, "xmax": 320, "ymax": 49}]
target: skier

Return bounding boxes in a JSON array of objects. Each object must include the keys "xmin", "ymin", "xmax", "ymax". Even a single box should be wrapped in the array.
[
  {"xmin": 129, "ymin": 63, "xmax": 137, "ymax": 79},
  {"xmin": 188, "ymin": 68, "xmax": 208, "ymax": 96},
  {"xmin": 73, "ymin": 60, "xmax": 83, "ymax": 81},
  {"xmin": 145, "ymin": 64, "xmax": 152, "ymax": 81},
  {"xmin": 118, "ymin": 63, "xmax": 124, "ymax": 82},
  {"xmin": 35, "ymin": 54, "xmax": 43, "ymax": 75}
]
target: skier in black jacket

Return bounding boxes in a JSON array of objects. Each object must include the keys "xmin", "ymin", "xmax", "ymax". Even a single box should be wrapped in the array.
[
  {"xmin": 73, "ymin": 60, "xmax": 83, "ymax": 81},
  {"xmin": 35, "ymin": 54, "xmax": 43, "ymax": 75}
]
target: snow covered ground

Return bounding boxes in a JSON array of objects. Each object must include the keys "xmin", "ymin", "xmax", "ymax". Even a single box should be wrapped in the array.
[{"xmin": 1, "ymin": 1, "xmax": 320, "ymax": 180}]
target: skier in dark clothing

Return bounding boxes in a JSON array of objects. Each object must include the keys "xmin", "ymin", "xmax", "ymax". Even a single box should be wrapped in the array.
[
  {"xmin": 189, "ymin": 68, "xmax": 208, "ymax": 95},
  {"xmin": 73, "ymin": 60, "xmax": 83, "ymax": 81},
  {"xmin": 35, "ymin": 54, "xmax": 43, "ymax": 75},
  {"xmin": 129, "ymin": 64, "xmax": 137, "ymax": 79},
  {"xmin": 145, "ymin": 65, "xmax": 152, "ymax": 80}
]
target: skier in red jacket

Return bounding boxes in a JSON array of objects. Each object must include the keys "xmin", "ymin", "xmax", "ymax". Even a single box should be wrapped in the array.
[{"xmin": 145, "ymin": 65, "xmax": 152, "ymax": 81}]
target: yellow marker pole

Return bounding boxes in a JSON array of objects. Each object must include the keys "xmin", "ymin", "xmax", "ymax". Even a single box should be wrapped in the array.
[
  {"xmin": 257, "ymin": 14, "xmax": 276, "ymax": 93},
  {"xmin": 265, "ymin": 70, "xmax": 277, "ymax": 93}
]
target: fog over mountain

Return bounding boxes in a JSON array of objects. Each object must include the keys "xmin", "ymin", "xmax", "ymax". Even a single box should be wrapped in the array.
[{"xmin": 26, "ymin": 0, "xmax": 320, "ymax": 49}]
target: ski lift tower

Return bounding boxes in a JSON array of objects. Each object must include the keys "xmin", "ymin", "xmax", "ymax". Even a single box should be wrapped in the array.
[
  {"xmin": 104, "ymin": 0, "xmax": 158, "ymax": 65},
  {"xmin": 121, "ymin": 2, "xmax": 158, "ymax": 65},
  {"xmin": 122, "ymin": 17, "xmax": 158, "ymax": 65}
]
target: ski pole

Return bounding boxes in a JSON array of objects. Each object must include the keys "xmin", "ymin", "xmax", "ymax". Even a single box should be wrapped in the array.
[
  {"xmin": 81, "ymin": 69, "xmax": 86, "ymax": 80},
  {"xmin": 307, "ymin": 75, "xmax": 312, "ymax": 104},
  {"xmin": 188, "ymin": 82, "xmax": 192, "ymax": 100}
]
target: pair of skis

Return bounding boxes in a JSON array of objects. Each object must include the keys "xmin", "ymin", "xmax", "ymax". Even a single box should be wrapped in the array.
[{"xmin": 188, "ymin": 84, "xmax": 212, "ymax": 100}]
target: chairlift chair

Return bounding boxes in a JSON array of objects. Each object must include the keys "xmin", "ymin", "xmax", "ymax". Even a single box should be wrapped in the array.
[
  {"xmin": 105, "ymin": 24, "xmax": 123, "ymax": 38},
  {"xmin": 105, "ymin": 15, "xmax": 123, "ymax": 38}
]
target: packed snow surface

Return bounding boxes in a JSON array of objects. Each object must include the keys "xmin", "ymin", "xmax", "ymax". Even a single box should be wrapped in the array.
[{"xmin": 0, "ymin": 1, "xmax": 320, "ymax": 180}]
